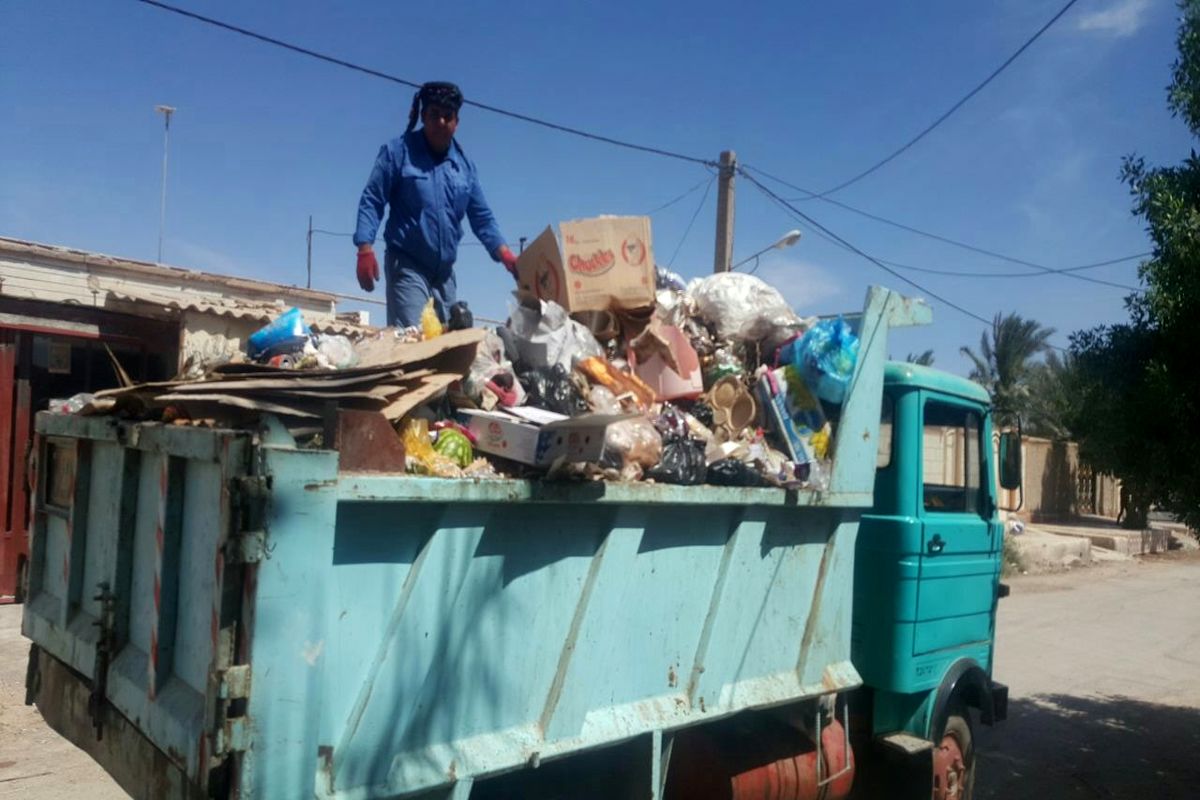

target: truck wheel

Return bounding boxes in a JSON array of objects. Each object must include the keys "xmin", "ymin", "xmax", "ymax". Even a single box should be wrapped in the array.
[{"xmin": 932, "ymin": 709, "xmax": 974, "ymax": 800}]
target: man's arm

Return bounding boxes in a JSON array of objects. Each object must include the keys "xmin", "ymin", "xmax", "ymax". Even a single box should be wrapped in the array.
[
  {"xmin": 354, "ymin": 145, "xmax": 393, "ymax": 248},
  {"xmin": 465, "ymin": 170, "xmax": 507, "ymax": 259}
]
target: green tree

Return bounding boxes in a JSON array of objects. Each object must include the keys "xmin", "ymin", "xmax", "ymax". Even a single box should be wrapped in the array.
[
  {"xmin": 959, "ymin": 312, "xmax": 1056, "ymax": 427},
  {"xmin": 1071, "ymin": 0, "xmax": 1200, "ymax": 531},
  {"xmin": 1025, "ymin": 350, "xmax": 1078, "ymax": 441},
  {"xmin": 905, "ymin": 349, "xmax": 935, "ymax": 366}
]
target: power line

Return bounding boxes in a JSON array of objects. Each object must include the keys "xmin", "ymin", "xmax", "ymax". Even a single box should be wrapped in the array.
[
  {"xmin": 742, "ymin": 169, "xmax": 1078, "ymax": 352},
  {"xmin": 879, "ymin": 252, "xmax": 1148, "ymax": 280},
  {"xmin": 740, "ymin": 168, "xmax": 993, "ymax": 326},
  {"xmin": 747, "ymin": 164, "xmax": 1142, "ymax": 291},
  {"xmin": 667, "ymin": 176, "xmax": 716, "ymax": 267},
  {"xmin": 812, "ymin": 0, "xmax": 1082, "ymax": 197},
  {"xmin": 133, "ymin": 0, "xmax": 716, "ymax": 168},
  {"xmin": 644, "ymin": 173, "xmax": 717, "ymax": 215}
]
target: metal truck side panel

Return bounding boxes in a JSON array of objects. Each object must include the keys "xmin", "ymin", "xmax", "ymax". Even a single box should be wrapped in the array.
[{"xmin": 25, "ymin": 422, "xmax": 249, "ymax": 789}]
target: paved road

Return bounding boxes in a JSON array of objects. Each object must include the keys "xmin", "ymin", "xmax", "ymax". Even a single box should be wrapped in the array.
[
  {"xmin": 1, "ymin": 554, "xmax": 1198, "ymax": 798},
  {"xmin": 977, "ymin": 552, "xmax": 1200, "ymax": 798}
]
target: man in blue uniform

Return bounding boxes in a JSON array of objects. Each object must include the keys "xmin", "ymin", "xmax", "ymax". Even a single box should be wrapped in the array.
[{"xmin": 354, "ymin": 81, "xmax": 519, "ymax": 327}]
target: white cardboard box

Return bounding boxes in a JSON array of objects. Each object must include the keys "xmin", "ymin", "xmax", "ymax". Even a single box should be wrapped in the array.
[{"xmin": 459, "ymin": 407, "xmax": 630, "ymax": 467}]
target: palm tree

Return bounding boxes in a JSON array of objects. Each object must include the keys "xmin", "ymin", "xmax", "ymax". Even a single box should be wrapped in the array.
[
  {"xmin": 905, "ymin": 350, "xmax": 935, "ymax": 366},
  {"xmin": 960, "ymin": 312, "xmax": 1056, "ymax": 427}
]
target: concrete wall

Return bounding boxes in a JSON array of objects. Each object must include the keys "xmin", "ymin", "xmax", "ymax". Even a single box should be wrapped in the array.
[{"xmin": 919, "ymin": 429, "xmax": 1122, "ymax": 522}]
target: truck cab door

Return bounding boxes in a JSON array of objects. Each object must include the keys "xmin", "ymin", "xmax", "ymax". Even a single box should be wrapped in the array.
[{"xmin": 914, "ymin": 396, "xmax": 997, "ymax": 657}]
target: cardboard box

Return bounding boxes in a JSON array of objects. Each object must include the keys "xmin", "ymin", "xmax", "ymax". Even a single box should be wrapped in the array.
[
  {"xmin": 459, "ymin": 407, "xmax": 630, "ymax": 467},
  {"xmin": 517, "ymin": 216, "xmax": 657, "ymax": 313}
]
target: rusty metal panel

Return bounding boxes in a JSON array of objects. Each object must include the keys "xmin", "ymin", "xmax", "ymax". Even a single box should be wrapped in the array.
[{"xmin": 0, "ymin": 329, "xmax": 18, "ymax": 601}]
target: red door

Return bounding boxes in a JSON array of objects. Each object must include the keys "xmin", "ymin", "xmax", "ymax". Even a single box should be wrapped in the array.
[{"xmin": 0, "ymin": 329, "xmax": 32, "ymax": 603}]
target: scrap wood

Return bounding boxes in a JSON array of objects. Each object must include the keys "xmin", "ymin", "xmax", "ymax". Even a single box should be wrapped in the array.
[
  {"xmin": 380, "ymin": 373, "xmax": 461, "ymax": 421},
  {"xmin": 162, "ymin": 369, "xmax": 408, "ymax": 394},
  {"xmin": 352, "ymin": 327, "xmax": 485, "ymax": 370},
  {"xmin": 103, "ymin": 343, "xmax": 134, "ymax": 388},
  {"xmin": 154, "ymin": 392, "xmax": 323, "ymax": 419}
]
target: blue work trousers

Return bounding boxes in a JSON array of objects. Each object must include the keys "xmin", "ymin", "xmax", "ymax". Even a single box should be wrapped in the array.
[{"xmin": 385, "ymin": 251, "xmax": 457, "ymax": 328}]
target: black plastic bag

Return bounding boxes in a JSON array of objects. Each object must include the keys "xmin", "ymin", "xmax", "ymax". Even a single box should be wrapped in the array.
[
  {"xmin": 447, "ymin": 301, "xmax": 474, "ymax": 331},
  {"xmin": 645, "ymin": 435, "xmax": 706, "ymax": 485},
  {"xmin": 518, "ymin": 365, "xmax": 589, "ymax": 417},
  {"xmin": 706, "ymin": 458, "xmax": 771, "ymax": 487}
]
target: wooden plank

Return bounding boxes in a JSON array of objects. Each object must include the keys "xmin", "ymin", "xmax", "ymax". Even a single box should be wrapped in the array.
[
  {"xmin": 380, "ymin": 374, "xmax": 460, "ymax": 421},
  {"xmin": 353, "ymin": 328, "xmax": 485, "ymax": 369},
  {"xmin": 161, "ymin": 369, "xmax": 407, "ymax": 394},
  {"xmin": 154, "ymin": 393, "xmax": 323, "ymax": 419}
]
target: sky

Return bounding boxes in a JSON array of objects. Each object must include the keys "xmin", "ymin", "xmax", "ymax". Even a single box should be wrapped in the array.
[{"xmin": 1, "ymin": 0, "xmax": 1193, "ymax": 375}]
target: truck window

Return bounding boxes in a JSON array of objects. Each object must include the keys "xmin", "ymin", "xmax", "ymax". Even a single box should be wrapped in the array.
[
  {"xmin": 922, "ymin": 401, "xmax": 982, "ymax": 513},
  {"xmin": 877, "ymin": 395, "xmax": 893, "ymax": 469}
]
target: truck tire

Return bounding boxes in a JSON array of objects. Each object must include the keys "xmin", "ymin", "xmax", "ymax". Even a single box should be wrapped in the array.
[{"xmin": 932, "ymin": 708, "xmax": 974, "ymax": 800}]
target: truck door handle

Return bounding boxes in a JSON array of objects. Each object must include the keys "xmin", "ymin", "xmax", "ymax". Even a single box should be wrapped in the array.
[{"xmin": 927, "ymin": 534, "xmax": 945, "ymax": 554}]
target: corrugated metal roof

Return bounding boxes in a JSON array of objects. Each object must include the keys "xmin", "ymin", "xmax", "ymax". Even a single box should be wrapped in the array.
[
  {"xmin": 105, "ymin": 289, "xmax": 368, "ymax": 336},
  {"xmin": 0, "ymin": 236, "xmax": 336, "ymax": 306}
]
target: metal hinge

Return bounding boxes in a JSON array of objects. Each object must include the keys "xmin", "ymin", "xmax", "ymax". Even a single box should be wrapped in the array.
[
  {"xmin": 225, "ymin": 529, "xmax": 267, "ymax": 564},
  {"xmin": 219, "ymin": 665, "xmax": 251, "ymax": 700},
  {"xmin": 216, "ymin": 717, "xmax": 250, "ymax": 754},
  {"xmin": 227, "ymin": 475, "xmax": 270, "ymax": 563}
]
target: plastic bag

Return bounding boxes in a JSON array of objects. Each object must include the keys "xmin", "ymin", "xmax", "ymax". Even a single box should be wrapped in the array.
[
  {"xmin": 645, "ymin": 434, "xmax": 707, "ymax": 485},
  {"xmin": 465, "ymin": 330, "xmax": 526, "ymax": 409},
  {"xmin": 247, "ymin": 307, "xmax": 310, "ymax": 360},
  {"xmin": 707, "ymin": 458, "xmax": 771, "ymax": 487},
  {"xmin": 315, "ymin": 335, "xmax": 358, "ymax": 370},
  {"xmin": 686, "ymin": 272, "xmax": 803, "ymax": 341},
  {"xmin": 421, "ymin": 298, "xmax": 444, "ymax": 339},
  {"xmin": 49, "ymin": 393, "xmax": 95, "ymax": 414},
  {"xmin": 782, "ymin": 317, "xmax": 860, "ymax": 404},
  {"xmin": 507, "ymin": 300, "xmax": 604, "ymax": 372},
  {"xmin": 447, "ymin": 301, "xmax": 474, "ymax": 331},
  {"xmin": 591, "ymin": 387, "xmax": 662, "ymax": 478},
  {"xmin": 656, "ymin": 266, "xmax": 688, "ymax": 292},
  {"xmin": 401, "ymin": 418, "xmax": 461, "ymax": 477},
  {"xmin": 518, "ymin": 365, "xmax": 589, "ymax": 416}
]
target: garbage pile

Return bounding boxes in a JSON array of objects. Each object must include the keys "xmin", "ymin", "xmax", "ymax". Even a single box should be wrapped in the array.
[{"xmin": 57, "ymin": 216, "xmax": 860, "ymax": 491}]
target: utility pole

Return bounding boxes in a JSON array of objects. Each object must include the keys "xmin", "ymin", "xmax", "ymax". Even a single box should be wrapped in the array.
[
  {"xmin": 306, "ymin": 215, "xmax": 313, "ymax": 289},
  {"xmin": 713, "ymin": 150, "xmax": 736, "ymax": 273},
  {"xmin": 154, "ymin": 105, "xmax": 176, "ymax": 265}
]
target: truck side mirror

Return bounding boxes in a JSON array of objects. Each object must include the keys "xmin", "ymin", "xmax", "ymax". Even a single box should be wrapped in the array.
[{"xmin": 998, "ymin": 431, "xmax": 1021, "ymax": 491}]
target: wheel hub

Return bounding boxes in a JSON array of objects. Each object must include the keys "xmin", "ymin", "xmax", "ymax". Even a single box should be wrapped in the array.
[{"xmin": 932, "ymin": 733, "xmax": 966, "ymax": 800}]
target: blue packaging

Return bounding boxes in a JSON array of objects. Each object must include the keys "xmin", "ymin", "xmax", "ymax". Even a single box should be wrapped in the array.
[{"xmin": 247, "ymin": 307, "xmax": 311, "ymax": 360}]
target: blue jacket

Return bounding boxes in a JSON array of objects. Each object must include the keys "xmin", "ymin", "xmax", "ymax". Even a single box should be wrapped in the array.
[{"xmin": 354, "ymin": 131, "xmax": 506, "ymax": 279}]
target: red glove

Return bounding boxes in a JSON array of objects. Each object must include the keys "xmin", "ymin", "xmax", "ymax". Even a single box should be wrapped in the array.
[
  {"xmin": 356, "ymin": 249, "xmax": 380, "ymax": 292},
  {"xmin": 497, "ymin": 245, "xmax": 519, "ymax": 280}
]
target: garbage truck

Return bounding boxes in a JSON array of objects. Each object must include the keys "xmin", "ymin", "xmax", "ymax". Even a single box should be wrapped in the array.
[{"xmin": 19, "ymin": 286, "xmax": 1016, "ymax": 799}]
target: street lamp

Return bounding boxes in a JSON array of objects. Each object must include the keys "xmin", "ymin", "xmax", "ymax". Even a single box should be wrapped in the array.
[
  {"xmin": 155, "ymin": 105, "xmax": 176, "ymax": 264},
  {"xmin": 733, "ymin": 229, "xmax": 802, "ymax": 274}
]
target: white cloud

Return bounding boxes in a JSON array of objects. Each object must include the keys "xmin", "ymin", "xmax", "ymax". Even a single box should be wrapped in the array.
[
  {"xmin": 752, "ymin": 256, "xmax": 846, "ymax": 315},
  {"xmin": 1075, "ymin": 0, "xmax": 1152, "ymax": 38}
]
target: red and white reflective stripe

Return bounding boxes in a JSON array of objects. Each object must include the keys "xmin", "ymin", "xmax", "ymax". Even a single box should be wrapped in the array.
[{"xmin": 148, "ymin": 459, "xmax": 169, "ymax": 700}]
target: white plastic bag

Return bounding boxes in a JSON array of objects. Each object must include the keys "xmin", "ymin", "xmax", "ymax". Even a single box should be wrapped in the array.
[
  {"xmin": 465, "ymin": 330, "xmax": 526, "ymax": 408},
  {"xmin": 686, "ymin": 272, "xmax": 803, "ymax": 341},
  {"xmin": 507, "ymin": 300, "xmax": 604, "ymax": 372}
]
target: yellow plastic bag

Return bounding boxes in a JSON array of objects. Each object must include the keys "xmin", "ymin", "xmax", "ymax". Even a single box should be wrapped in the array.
[
  {"xmin": 420, "ymin": 298, "xmax": 444, "ymax": 339},
  {"xmin": 400, "ymin": 418, "xmax": 459, "ymax": 477}
]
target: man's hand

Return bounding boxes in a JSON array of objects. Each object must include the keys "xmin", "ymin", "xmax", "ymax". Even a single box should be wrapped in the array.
[
  {"xmin": 356, "ymin": 247, "xmax": 380, "ymax": 292},
  {"xmin": 497, "ymin": 245, "xmax": 519, "ymax": 280}
]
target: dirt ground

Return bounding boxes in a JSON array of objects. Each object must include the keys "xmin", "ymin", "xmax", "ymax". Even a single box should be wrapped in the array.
[{"xmin": 2, "ymin": 552, "xmax": 1198, "ymax": 798}]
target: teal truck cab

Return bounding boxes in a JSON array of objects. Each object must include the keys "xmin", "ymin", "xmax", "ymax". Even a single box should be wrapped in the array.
[
  {"xmin": 851, "ymin": 362, "xmax": 1018, "ymax": 799},
  {"xmin": 20, "ymin": 288, "xmax": 1019, "ymax": 800}
]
